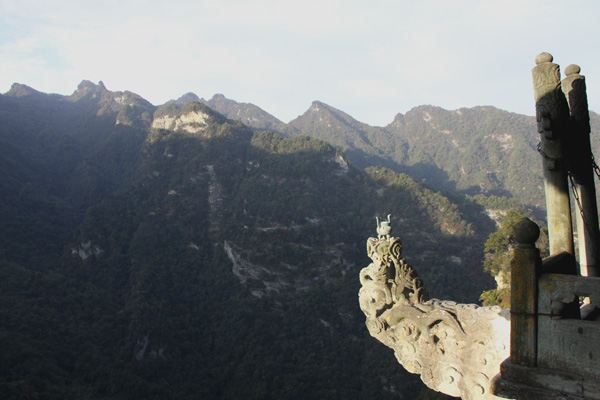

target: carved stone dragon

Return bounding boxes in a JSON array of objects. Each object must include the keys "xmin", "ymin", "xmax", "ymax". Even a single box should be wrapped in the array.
[{"xmin": 359, "ymin": 217, "xmax": 510, "ymax": 399}]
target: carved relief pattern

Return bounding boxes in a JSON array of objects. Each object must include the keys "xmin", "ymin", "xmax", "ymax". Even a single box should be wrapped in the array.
[
  {"xmin": 359, "ymin": 234, "xmax": 510, "ymax": 400},
  {"xmin": 532, "ymin": 56, "xmax": 570, "ymax": 140}
]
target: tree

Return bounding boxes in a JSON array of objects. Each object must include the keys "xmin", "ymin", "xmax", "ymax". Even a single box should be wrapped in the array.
[{"xmin": 480, "ymin": 209, "xmax": 526, "ymax": 308}]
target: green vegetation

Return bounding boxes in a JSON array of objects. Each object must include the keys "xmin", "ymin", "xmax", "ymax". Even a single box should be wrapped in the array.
[
  {"xmin": 2, "ymin": 82, "xmax": 563, "ymax": 400},
  {"xmin": 283, "ymin": 103, "xmax": 600, "ymax": 220},
  {"xmin": 0, "ymin": 86, "xmax": 467, "ymax": 399},
  {"xmin": 483, "ymin": 210, "xmax": 528, "ymax": 277},
  {"xmin": 153, "ymin": 102, "xmax": 179, "ymax": 119},
  {"xmin": 479, "ymin": 209, "xmax": 549, "ymax": 307}
]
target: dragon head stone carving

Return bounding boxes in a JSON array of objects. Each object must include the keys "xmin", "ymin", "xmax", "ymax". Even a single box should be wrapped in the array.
[{"xmin": 359, "ymin": 217, "xmax": 510, "ymax": 400}]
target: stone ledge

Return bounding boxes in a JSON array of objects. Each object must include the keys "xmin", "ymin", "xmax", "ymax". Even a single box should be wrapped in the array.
[{"xmin": 491, "ymin": 360, "xmax": 600, "ymax": 400}]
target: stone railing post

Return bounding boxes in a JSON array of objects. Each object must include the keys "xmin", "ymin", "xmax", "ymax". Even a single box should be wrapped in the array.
[
  {"xmin": 532, "ymin": 52, "xmax": 574, "ymax": 257},
  {"xmin": 561, "ymin": 64, "xmax": 600, "ymax": 277},
  {"xmin": 510, "ymin": 218, "xmax": 541, "ymax": 367}
]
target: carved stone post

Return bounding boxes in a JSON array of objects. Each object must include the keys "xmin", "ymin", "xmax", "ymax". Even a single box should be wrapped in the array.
[
  {"xmin": 510, "ymin": 218, "xmax": 541, "ymax": 367},
  {"xmin": 532, "ymin": 52, "xmax": 574, "ymax": 257},
  {"xmin": 561, "ymin": 64, "xmax": 600, "ymax": 277}
]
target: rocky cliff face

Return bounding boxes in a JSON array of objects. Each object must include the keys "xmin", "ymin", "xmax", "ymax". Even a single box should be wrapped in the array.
[
  {"xmin": 156, "ymin": 108, "xmax": 209, "ymax": 133},
  {"xmin": 68, "ymin": 80, "xmax": 155, "ymax": 127}
]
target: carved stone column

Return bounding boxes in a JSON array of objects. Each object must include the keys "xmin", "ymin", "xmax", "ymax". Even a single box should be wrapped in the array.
[
  {"xmin": 561, "ymin": 64, "xmax": 600, "ymax": 277},
  {"xmin": 532, "ymin": 52, "xmax": 574, "ymax": 257}
]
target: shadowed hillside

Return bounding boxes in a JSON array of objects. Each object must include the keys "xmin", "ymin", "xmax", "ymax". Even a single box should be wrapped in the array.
[{"xmin": 0, "ymin": 82, "xmax": 530, "ymax": 400}]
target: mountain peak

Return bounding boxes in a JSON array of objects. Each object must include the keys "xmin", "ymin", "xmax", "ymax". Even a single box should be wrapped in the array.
[
  {"xmin": 200, "ymin": 94, "xmax": 291, "ymax": 135},
  {"xmin": 211, "ymin": 93, "xmax": 228, "ymax": 101},
  {"xmin": 388, "ymin": 112, "xmax": 406, "ymax": 128},
  {"xmin": 309, "ymin": 100, "xmax": 328, "ymax": 112},
  {"xmin": 173, "ymin": 92, "xmax": 200, "ymax": 107},
  {"xmin": 6, "ymin": 83, "xmax": 42, "ymax": 97},
  {"xmin": 206, "ymin": 93, "xmax": 239, "ymax": 109},
  {"xmin": 299, "ymin": 101, "xmax": 357, "ymax": 125},
  {"xmin": 69, "ymin": 80, "xmax": 108, "ymax": 101},
  {"xmin": 76, "ymin": 80, "xmax": 105, "ymax": 91},
  {"xmin": 307, "ymin": 101, "xmax": 351, "ymax": 118}
]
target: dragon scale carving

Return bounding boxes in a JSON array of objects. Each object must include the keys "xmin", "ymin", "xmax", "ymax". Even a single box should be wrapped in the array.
[{"xmin": 359, "ymin": 223, "xmax": 510, "ymax": 399}]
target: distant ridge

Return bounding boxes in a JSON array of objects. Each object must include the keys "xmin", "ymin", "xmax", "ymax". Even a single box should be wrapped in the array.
[
  {"xmin": 172, "ymin": 92, "xmax": 200, "ymax": 106},
  {"xmin": 6, "ymin": 80, "xmax": 600, "ymax": 213},
  {"xmin": 6, "ymin": 82, "xmax": 44, "ymax": 97}
]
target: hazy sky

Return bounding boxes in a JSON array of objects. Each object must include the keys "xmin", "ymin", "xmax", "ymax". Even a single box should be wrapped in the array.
[{"xmin": 1, "ymin": 0, "xmax": 598, "ymax": 126}]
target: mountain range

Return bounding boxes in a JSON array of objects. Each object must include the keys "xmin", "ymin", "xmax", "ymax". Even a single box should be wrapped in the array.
[
  {"xmin": 196, "ymin": 91, "xmax": 600, "ymax": 218},
  {"xmin": 3, "ymin": 79, "xmax": 596, "ymax": 399}
]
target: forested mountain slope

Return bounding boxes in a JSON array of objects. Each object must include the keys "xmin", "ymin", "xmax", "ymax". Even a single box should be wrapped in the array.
[
  {"xmin": 385, "ymin": 106, "xmax": 542, "ymax": 207},
  {"xmin": 198, "ymin": 93, "xmax": 297, "ymax": 136},
  {"xmin": 199, "ymin": 93, "xmax": 600, "ymax": 215},
  {"xmin": 0, "ymin": 81, "xmax": 500, "ymax": 399}
]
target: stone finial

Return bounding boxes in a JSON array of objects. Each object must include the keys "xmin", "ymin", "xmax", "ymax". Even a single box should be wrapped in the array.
[
  {"xmin": 514, "ymin": 218, "xmax": 540, "ymax": 248},
  {"xmin": 376, "ymin": 214, "xmax": 392, "ymax": 240},
  {"xmin": 564, "ymin": 64, "xmax": 581, "ymax": 76},
  {"xmin": 532, "ymin": 52, "xmax": 565, "ymax": 108},
  {"xmin": 561, "ymin": 63, "xmax": 590, "ymax": 132},
  {"xmin": 535, "ymin": 52, "xmax": 553, "ymax": 65}
]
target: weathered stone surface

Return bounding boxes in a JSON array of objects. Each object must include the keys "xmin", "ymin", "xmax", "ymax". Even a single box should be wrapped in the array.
[
  {"xmin": 510, "ymin": 218, "xmax": 540, "ymax": 367},
  {"xmin": 538, "ymin": 273, "xmax": 600, "ymax": 377},
  {"xmin": 532, "ymin": 52, "xmax": 574, "ymax": 257},
  {"xmin": 493, "ymin": 360, "xmax": 589, "ymax": 400},
  {"xmin": 359, "ymin": 220, "xmax": 510, "ymax": 399},
  {"xmin": 561, "ymin": 64, "xmax": 600, "ymax": 277}
]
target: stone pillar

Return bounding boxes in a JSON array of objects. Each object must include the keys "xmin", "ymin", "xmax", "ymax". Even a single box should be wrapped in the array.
[
  {"xmin": 561, "ymin": 64, "xmax": 600, "ymax": 277},
  {"xmin": 532, "ymin": 52, "xmax": 574, "ymax": 257},
  {"xmin": 510, "ymin": 218, "xmax": 541, "ymax": 367}
]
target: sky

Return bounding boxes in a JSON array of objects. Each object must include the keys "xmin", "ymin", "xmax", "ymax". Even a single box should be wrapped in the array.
[{"xmin": 1, "ymin": 0, "xmax": 598, "ymax": 126}]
